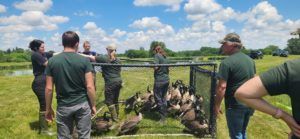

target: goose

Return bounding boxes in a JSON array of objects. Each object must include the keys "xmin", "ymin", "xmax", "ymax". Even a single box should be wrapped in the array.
[
  {"xmin": 92, "ymin": 112, "xmax": 112, "ymax": 133},
  {"xmin": 167, "ymin": 99, "xmax": 181, "ymax": 116},
  {"xmin": 141, "ymin": 86, "xmax": 153, "ymax": 102},
  {"xmin": 118, "ymin": 105, "xmax": 143, "ymax": 135},
  {"xmin": 181, "ymin": 86, "xmax": 191, "ymax": 104},
  {"xmin": 140, "ymin": 95, "xmax": 156, "ymax": 112},
  {"xmin": 125, "ymin": 92, "xmax": 141, "ymax": 110},
  {"xmin": 181, "ymin": 120, "xmax": 208, "ymax": 136}
]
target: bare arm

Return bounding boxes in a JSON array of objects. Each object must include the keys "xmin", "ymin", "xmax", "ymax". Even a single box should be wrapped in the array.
[
  {"xmin": 43, "ymin": 61, "xmax": 48, "ymax": 66},
  {"xmin": 45, "ymin": 76, "xmax": 54, "ymax": 122},
  {"xmin": 85, "ymin": 72, "xmax": 96, "ymax": 115},
  {"xmin": 214, "ymin": 79, "xmax": 226, "ymax": 116},
  {"xmin": 235, "ymin": 76, "xmax": 300, "ymax": 137}
]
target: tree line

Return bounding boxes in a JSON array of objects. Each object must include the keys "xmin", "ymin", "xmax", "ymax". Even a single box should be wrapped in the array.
[{"xmin": 1, "ymin": 37, "xmax": 300, "ymax": 62}]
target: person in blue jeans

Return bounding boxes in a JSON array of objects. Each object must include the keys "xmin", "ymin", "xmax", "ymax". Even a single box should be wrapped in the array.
[
  {"xmin": 152, "ymin": 44, "xmax": 169, "ymax": 124},
  {"xmin": 214, "ymin": 33, "xmax": 256, "ymax": 139}
]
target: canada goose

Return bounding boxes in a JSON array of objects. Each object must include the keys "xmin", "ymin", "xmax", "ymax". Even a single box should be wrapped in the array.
[
  {"xmin": 179, "ymin": 99, "xmax": 193, "ymax": 113},
  {"xmin": 140, "ymin": 95, "xmax": 156, "ymax": 112},
  {"xmin": 181, "ymin": 120, "xmax": 208, "ymax": 136},
  {"xmin": 181, "ymin": 108, "xmax": 197, "ymax": 121},
  {"xmin": 118, "ymin": 105, "xmax": 143, "ymax": 135},
  {"xmin": 125, "ymin": 92, "xmax": 141, "ymax": 110},
  {"xmin": 141, "ymin": 86, "xmax": 153, "ymax": 102},
  {"xmin": 181, "ymin": 86, "xmax": 191, "ymax": 104},
  {"xmin": 92, "ymin": 112, "xmax": 112, "ymax": 133},
  {"xmin": 168, "ymin": 86, "xmax": 182, "ymax": 101},
  {"xmin": 167, "ymin": 99, "xmax": 181, "ymax": 116}
]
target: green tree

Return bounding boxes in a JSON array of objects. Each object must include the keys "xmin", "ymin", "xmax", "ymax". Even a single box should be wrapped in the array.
[
  {"xmin": 149, "ymin": 41, "xmax": 176, "ymax": 57},
  {"xmin": 125, "ymin": 49, "xmax": 148, "ymax": 58},
  {"xmin": 199, "ymin": 47, "xmax": 219, "ymax": 56},
  {"xmin": 263, "ymin": 45, "xmax": 279, "ymax": 55},
  {"xmin": 287, "ymin": 38, "xmax": 300, "ymax": 54}
]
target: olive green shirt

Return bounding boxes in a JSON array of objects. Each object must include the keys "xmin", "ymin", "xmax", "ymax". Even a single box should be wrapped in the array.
[
  {"xmin": 95, "ymin": 55, "xmax": 122, "ymax": 85},
  {"xmin": 260, "ymin": 59, "xmax": 300, "ymax": 125},
  {"xmin": 45, "ymin": 52, "xmax": 93, "ymax": 106},
  {"xmin": 218, "ymin": 51, "xmax": 256, "ymax": 108},
  {"xmin": 154, "ymin": 53, "xmax": 169, "ymax": 82}
]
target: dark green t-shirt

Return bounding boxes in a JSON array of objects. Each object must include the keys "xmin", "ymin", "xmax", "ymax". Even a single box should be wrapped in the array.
[
  {"xmin": 95, "ymin": 55, "xmax": 122, "ymax": 85},
  {"xmin": 260, "ymin": 59, "xmax": 300, "ymax": 125},
  {"xmin": 218, "ymin": 51, "xmax": 256, "ymax": 108},
  {"xmin": 45, "ymin": 52, "xmax": 93, "ymax": 106},
  {"xmin": 154, "ymin": 53, "xmax": 169, "ymax": 82}
]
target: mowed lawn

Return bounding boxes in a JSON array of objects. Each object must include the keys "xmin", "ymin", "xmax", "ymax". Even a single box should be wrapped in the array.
[{"xmin": 0, "ymin": 55, "xmax": 299, "ymax": 139}]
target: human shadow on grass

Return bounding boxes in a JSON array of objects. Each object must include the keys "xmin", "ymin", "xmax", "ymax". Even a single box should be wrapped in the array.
[{"xmin": 29, "ymin": 121, "xmax": 39, "ymax": 131}]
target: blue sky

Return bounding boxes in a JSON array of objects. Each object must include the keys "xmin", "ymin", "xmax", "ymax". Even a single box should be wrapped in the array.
[{"xmin": 0, "ymin": 0, "xmax": 300, "ymax": 54}]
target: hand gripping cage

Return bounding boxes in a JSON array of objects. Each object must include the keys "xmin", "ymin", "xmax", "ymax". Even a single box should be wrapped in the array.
[{"xmin": 91, "ymin": 61, "xmax": 217, "ymax": 138}]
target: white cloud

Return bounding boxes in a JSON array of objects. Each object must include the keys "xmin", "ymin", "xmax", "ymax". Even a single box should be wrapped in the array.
[
  {"xmin": 0, "ymin": 11, "xmax": 69, "ymax": 32},
  {"xmin": 0, "ymin": 4, "xmax": 6, "ymax": 13},
  {"xmin": 184, "ymin": 0, "xmax": 221, "ymax": 15},
  {"xmin": 239, "ymin": 1, "xmax": 300, "ymax": 49},
  {"xmin": 14, "ymin": 0, "xmax": 53, "ymax": 12},
  {"xmin": 111, "ymin": 29, "xmax": 127, "ymax": 38},
  {"xmin": 83, "ymin": 22, "xmax": 98, "ymax": 30},
  {"xmin": 74, "ymin": 11, "xmax": 95, "ymax": 17},
  {"xmin": 212, "ymin": 21, "xmax": 225, "ymax": 32},
  {"xmin": 129, "ymin": 17, "xmax": 164, "ymax": 29},
  {"xmin": 133, "ymin": 0, "xmax": 183, "ymax": 12}
]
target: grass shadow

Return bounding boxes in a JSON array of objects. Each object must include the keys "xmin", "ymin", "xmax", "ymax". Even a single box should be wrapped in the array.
[
  {"xmin": 29, "ymin": 120, "xmax": 39, "ymax": 131},
  {"xmin": 141, "ymin": 111, "xmax": 160, "ymax": 121}
]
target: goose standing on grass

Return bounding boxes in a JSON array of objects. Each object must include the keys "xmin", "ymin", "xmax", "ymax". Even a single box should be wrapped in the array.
[
  {"xmin": 118, "ymin": 105, "xmax": 143, "ymax": 135},
  {"xmin": 93, "ymin": 112, "xmax": 112, "ymax": 133}
]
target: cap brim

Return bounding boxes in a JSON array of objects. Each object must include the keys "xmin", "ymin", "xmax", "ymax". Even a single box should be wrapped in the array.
[{"xmin": 218, "ymin": 40, "xmax": 226, "ymax": 44}]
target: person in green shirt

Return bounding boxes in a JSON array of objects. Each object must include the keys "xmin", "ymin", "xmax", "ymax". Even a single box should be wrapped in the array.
[
  {"xmin": 214, "ymin": 33, "xmax": 256, "ymax": 139},
  {"xmin": 45, "ymin": 31, "xmax": 96, "ymax": 138},
  {"xmin": 152, "ymin": 44, "xmax": 169, "ymax": 124},
  {"xmin": 235, "ymin": 59, "xmax": 300, "ymax": 139},
  {"xmin": 89, "ymin": 43, "xmax": 122, "ymax": 122}
]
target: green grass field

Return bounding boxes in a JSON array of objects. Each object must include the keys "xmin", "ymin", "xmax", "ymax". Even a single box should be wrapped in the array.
[{"xmin": 0, "ymin": 55, "xmax": 299, "ymax": 139}]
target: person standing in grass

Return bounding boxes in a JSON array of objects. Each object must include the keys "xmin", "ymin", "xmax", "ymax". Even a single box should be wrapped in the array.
[
  {"xmin": 235, "ymin": 59, "xmax": 300, "ymax": 139},
  {"xmin": 152, "ymin": 44, "xmax": 169, "ymax": 124},
  {"xmin": 45, "ymin": 31, "xmax": 96, "ymax": 138},
  {"xmin": 214, "ymin": 33, "xmax": 256, "ymax": 139},
  {"xmin": 88, "ymin": 43, "xmax": 122, "ymax": 123},
  {"xmin": 29, "ymin": 39, "xmax": 55, "ymax": 136}
]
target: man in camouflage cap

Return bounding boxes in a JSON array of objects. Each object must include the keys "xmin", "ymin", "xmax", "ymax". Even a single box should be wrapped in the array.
[{"xmin": 215, "ymin": 33, "xmax": 256, "ymax": 139}]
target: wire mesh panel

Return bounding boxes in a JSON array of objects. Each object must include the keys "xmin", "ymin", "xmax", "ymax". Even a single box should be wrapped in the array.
[
  {"xmin": 91, "ymin": 62, "xmax": 217, "ymax": 138},
  {"xmin": 190, "ymin": 65, "xmax": 217, "ymax": 138}
]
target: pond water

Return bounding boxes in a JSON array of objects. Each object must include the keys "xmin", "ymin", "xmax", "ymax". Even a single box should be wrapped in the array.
[{"xmin": 0, "ymin": 69, "xmax": 32, "ymax": 76}]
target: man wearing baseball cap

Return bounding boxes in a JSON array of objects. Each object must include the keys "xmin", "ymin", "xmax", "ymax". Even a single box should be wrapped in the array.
[
  {"xmin": 214, "ymin": 33, "xmax": 256, "ymax": 139},
  {"xmin": 88, "ymin": 43, "xmax": 122, "ymax": 123}
]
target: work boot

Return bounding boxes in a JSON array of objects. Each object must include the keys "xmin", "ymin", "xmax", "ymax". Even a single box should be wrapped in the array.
[
  {"xmin": 39, "ymin": 111, "xmax": 55, "ymax": 136},
  {"xmin": 115, "ymin": 104, "xmax": 119, "ymax": 117},
  {"xmin": 108, "ymin": 105, "xmax": 119, "ymax": 122}
]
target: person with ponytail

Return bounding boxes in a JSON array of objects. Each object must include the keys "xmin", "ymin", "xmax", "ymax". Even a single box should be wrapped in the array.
[
  {"xmin": 29, "ymin": 39, "xmax": 55, "ymax": 136},
  {"xmin": 152, "ymin": 44, "xmax": 169, "ymax": 124}
]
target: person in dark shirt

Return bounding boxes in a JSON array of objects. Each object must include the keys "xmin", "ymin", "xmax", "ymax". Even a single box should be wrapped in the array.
[
  {"xmin": 152, "ymin": 44, "xmax": 169, "ymax": 124},
  {"xmin": 29, "ymin": 39, "xmax": 55, "ymax": 136},
  {"xmin": 235, "ymin": 59, "xmax": 300, "ymax": 139},
  {"xmin": 45, "ymin": 31, "xmax": 96, "ymax": 138},
  {"xmin": 88, "ymin": 44, "xmax": 122, "ymax": 122},
  {"xmin": 81, "ymin": 41, "xmax": 97, "ymax": 56},
  {"xmin": 215, "ymin": 33, "xmax": 256, "ymax": 139}
]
